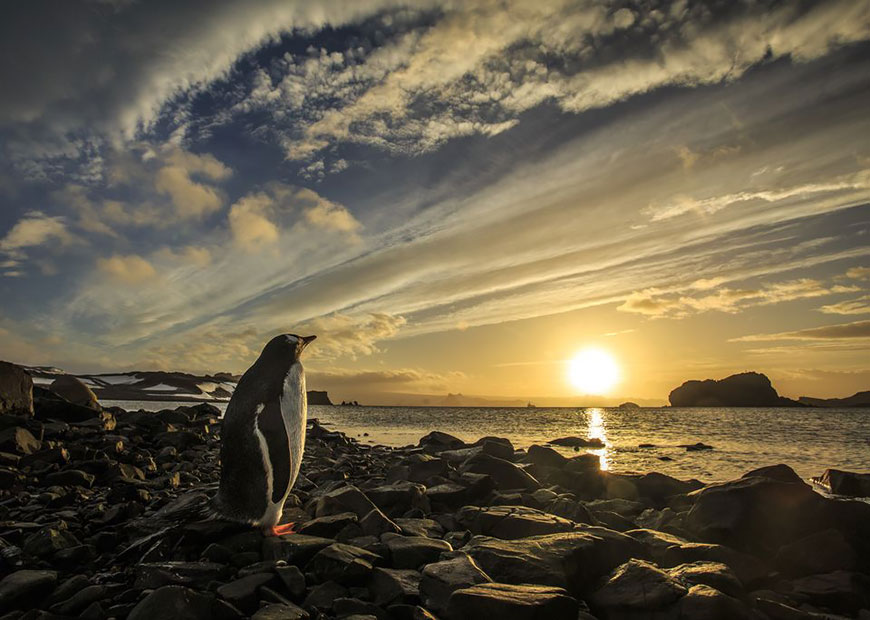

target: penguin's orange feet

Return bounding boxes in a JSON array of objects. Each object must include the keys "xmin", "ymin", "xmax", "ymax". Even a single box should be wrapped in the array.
[{"xmin": 269, "ymin": 522, "xmax": 296, "ymax": 536}]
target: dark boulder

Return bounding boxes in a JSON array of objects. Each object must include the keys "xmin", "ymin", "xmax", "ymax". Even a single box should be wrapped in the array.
[
  {"xmin": 382, "ymin": 534, "xmax": 452, "ymax": 569},
  {"xmin": 590, "ymin": 559, "xmax": 687, "ymax": 612},
  {"xmin": 547, "ymin": 436, "xmax": 605, "ymax": 448},
  {"xmin": 0, "ymin": 569, "xmax": 57, "ymax": 611},
  {"xmin": 462, "ymin": 453, "xmax": 540, "ymax": 492},
  {"xmin": 456, "ymin": 505, "xmax": 576, "ymax": 539},
  {"xmin": 420, "ymin": 554, "xmax": 492, "ymax": 614},
  {"xmin": 668, "ymin": 561, "xmax": 744, "ymax": 600},
  {"xmin": 367, "ymin": 567, "xmax": 421, "ymax": 606},
  {"xmin": 48, "ymin": 375, "xmax": 100, "ymax": 410},
  {"xmin": 813, "ymin": 468, "xmax": 870, "ymax": 498},
  {"xmin": 306, "ymin": 543, "xmax": 381, "ymax": 585},
  {"xmin": 419, "ymin": 431, "xmax": 466, "ymax": 452},
  {"xmin": 127, "ymin": 585, "xmax": 241, "ymax": 620},
  {"xmin": 685, "ymin": 469, "xmax": 829, "ymax": 553},
  {"xmin": 775, "ymin": 529, "xmax": 857, "ymax": 576},
  {"xmin": 464, "ymin": 527, "xmax": 647, "ymax": 594},
  {"xmin": 446, "ymin": 583, "xmax": 579, "ymax": 620},
  {"xmin": 0, "ymin": 362, "xmax": 33, "ymax": 417}
]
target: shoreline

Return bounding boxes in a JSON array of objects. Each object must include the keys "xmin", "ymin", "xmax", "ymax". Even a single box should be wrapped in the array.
[{"xmin": 0, "ymin": 400, "xmax": 868, "ymax": 618}]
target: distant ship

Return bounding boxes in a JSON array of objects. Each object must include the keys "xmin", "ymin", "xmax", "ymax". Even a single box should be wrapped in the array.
[{"xmin": 526, "ymin": 401, "xmax": 536, "ymax": 408}]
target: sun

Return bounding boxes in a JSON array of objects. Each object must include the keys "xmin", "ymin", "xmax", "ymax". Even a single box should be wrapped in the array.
[{"xmin": 567, "ymin": 348, "xmax": 621, "ymax": 395}]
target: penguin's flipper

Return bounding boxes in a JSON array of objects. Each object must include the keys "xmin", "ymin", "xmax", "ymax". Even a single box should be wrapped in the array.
[{"xmin": 258, "ymin": 399, "xmax": 292, "ymax": 503}]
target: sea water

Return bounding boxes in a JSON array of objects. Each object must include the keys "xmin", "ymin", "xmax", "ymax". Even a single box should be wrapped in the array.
[{"xmin": 103, "ymin": 401, "xmax": 869, "ymax": 482}]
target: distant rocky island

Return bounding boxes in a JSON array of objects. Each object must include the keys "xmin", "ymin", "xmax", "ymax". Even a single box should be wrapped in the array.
[{"xmin": 669, "ymin": 371, "xmax": 868, "ymax": 408}]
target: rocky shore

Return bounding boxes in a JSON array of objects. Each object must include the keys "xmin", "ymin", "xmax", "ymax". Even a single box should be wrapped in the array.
[{"xmin": 1, "ymin": 378, "xmax": 870, "ymax": 618}]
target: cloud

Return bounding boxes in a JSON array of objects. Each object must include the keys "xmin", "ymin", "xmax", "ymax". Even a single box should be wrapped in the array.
[
  {"xmin": 296, "ymin": 313, "xmax": 406, "ymax": 360},
  {"xmin": 645, "ymin": 169, "xmax": 870, "ymax": 221},
  {"xmin": 301, "ymin": 192, "xmax": 361, "ymax": 234},
  {"xmin": 97, "ymin": 254, "xmax": 158, "ymax": 284},
  {"xmin": 58, "ymin": 146, "xmax": 233, "ymax": 234},
  {"xmin": 309, "ymin": 367, "xmax": 464, "ymax": 392},
  {"xmin": 0, "ymin": 211, "xmax": 70, "ymax": 255},
  {"xmin": 232, "ymin": 0, "xmax": 870, "ymax": 166},
  {"xmin": 617, "ymin": 278, "xmax": 858, "ymax": 318},
  {"xmin": 155, "ymin": 245, "xmax": 212, "ymax": 267},
  {"xmin": 228, "ymin": 192, "xmax": 281, "ymax": 251},
  {"xmin": 819, "ymin": 295, "xmax": 870, "ymax": 315},
  {"xmin": 844, "ymin": 266, "xmax": 870, "ymax": 280},
  {"xmin": 734, "ymin": 319, "xmax": 870, "ymax": 342}
]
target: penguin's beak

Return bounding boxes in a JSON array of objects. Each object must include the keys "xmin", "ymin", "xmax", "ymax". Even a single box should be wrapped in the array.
[{"xmin": 300, "ymin": 335, "xmax": 317, "ymax": 349}]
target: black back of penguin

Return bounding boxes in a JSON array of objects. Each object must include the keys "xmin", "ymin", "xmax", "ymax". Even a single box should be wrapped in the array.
[{"xmin": 215, "ymin": 334, "xmax": 309, "ymax": 524}]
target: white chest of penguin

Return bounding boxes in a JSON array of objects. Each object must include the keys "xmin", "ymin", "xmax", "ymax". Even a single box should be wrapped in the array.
[{"xmin": 281, "ymin": 361, "xmax": 307, "ymax": 482}]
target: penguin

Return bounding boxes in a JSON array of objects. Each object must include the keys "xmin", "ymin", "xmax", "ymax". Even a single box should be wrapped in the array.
[{"xmin": 213, "ymin": 333, "xmax": 316, "ymax": 535}]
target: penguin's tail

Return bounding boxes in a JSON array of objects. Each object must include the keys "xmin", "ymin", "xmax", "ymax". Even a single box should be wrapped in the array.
[{"xmin": 118, "ymin": 489, "xmax": 244, "ymax": 561}]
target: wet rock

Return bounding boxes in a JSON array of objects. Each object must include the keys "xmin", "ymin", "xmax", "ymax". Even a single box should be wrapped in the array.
[
  {"xmin": 366, "ymin": 482, "xmax": 430, "ymax": 517},
  {"xmin": 548, "ymin": 436, "xmax": 605, "ymax": 448},
  {"xmin": 419, "ymin": 431, "xmax": 466, "ymax": 452},
  {"xmin": 425, "ymin": 483, "xmax": 468, "ymax": 509},
  {"xmin": 251, "ymin": 602, "xmax": 310, "ymax": 619},
  {"xmin": 395, "ymin": 518, "xmax": 443, "ymax": 539},
  {"xmin": 476, "ymin": 437, "xmax": 514, "ymax": 461},
  {"xmin": 681, "ymin": 442, "xmax": 714, "ymax": 451},
  {"xmin": 382, "ymin": 534, "xmax": 452, "ymax": 569},
  {"xmin": 298, "ymin": 512, "xmax": 359, "ymax": 538},
  {"xmin": 48, "ymin": 376, "xmax": 100, "ymax": 410},
  {"xmin": 302, "ymin": 581, "xmax": 349, "ymax": 611},
  {"xmin": 603, "ymin": 471, "xmax": 702, "ymax": 505},
  {"xmin": 446, "ymin": 582, "xmax": 579, "ymax": 620},
  {"xmin": 135, "ymin": 561, "xmax": 232, "ymax": 589},
  {"xmin": 262, "ymin": 534, "xmax": 333, "ymax": 565},
  {"xmin": 49, "ymin": 584, "xmax": 114, "ymax": 616},
  {"xmin": 743, "ymin": 463, "xmax": 805, "ymax": 484},
  {"xmin": 0, "ymin": 362, "xmax": 33, "ymax": 416},
  {"xmin": 546, "ymin": 497, "xmax": 595, "ymax": 525},
  {"xmin": 368, "ymin": 567, "xmax": 421, "ymax": 605},
  {"xmin": 465, "ymin": 527, "xmax": 646, "ymax": 592},
  {"xmin": 420, "ymin": 554, "xmax": 492, "ymax": 614},
  {"xmin": 23, "ymin": 527, "xmax": 79, "ymax": 558},
  {"xmin": 0, "ymin": 426, "xmax": 41, "ymax": 454},
  {"xmin": 313, "ymin": 485, "xmax": 378, "ymax": 518},
  {"xmin": 307, "ymin": 543, "xmax": 381, "ymax": 585},
  {"xmin": 659, "ymin": 541, "xmax": 768, "ymax": 586},
  {"xmin": 0, "ymin": 569, "xmax": 56, "ymax": 611},
  {"xmin": 789, "ymin": 570, "xmax": 870, "ymax": 616},
  {"xmin": 590, "ymin": 509, "xmax": 637, "ymax": 532},
  {"xmin": 406, "ymin": 454, "xmax": 449, "ymax": 483},
  {"xmin": 813, "ymin": 468, "xmax": 870, "ymax": 498},
  {"xmin": 686, "ymin": 470, "xmax": 828, "ymax": 553},
  {"xmin": 668, "ymin": 561, "xmax": 744, "ymax": 599},
  {"xmin": 217, "ymin": 573, "xmax": 276, "ymax": 614},
  {"xmin": 127, "ymin": 585, "xmax": 242, "ymax": 620},
  {"xmin": 775, "ymin": 528, "xmax": 857, "ymax": 576},
  {"xmin": 526, "ymin": 444, "xmax": 568, "ymax": 468},
  {"xmin": 678, "ymin": 584, "xmax": 751, "ymax": 619},
  {"xmin": 591, "ymin": 559, "xmax": 687, "ymax": 612},
  {"xmin": 43, "ymin": 469, "xmax": 95, "ymax": 488},
  {"xmin": 275, "ymin": 565, "xmax": 306, "ymax": 601},
  {"xmin": 154, "ymin": 429, "xmax": 203, "ymax": 451},
  {"xmin": 587, "ymin": 498, "xmax": 646, "ymax": 517},
  {"xmin": 360, "ymin": 508, "xmax": 401, "ymax": 537},
  {"xmin": 456, "ymin": 505, "xmax": 576, "ymax": 539},
  {"xmin": 333, "ymin": 597, "xmax": 386, "ymax": 618},
  {"xmin": 462, "ymin": 453, "xmax": 540, "ymax": 492}
]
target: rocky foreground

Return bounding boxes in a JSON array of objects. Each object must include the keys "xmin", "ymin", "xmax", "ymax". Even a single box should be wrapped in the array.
[{"xmin": 1, "ymin": 391, "xmax": 870, "ymax": 618}]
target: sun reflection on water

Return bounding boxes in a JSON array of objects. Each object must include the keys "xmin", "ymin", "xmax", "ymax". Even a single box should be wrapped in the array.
[{"xmin": 586, "ymin": 408, "xmax": 610, "ymax": 471}]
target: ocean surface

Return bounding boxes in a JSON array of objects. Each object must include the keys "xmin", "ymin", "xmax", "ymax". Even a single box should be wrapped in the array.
[{"xmin": 102, "ymin": 401, "xmax": 869, "ymax": 482}]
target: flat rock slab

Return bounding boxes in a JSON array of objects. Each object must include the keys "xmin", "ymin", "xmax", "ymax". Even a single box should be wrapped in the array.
[
  {"xmin": 465, "ymin": 527, "xmax": 646, "ymax": 591},
  {"xmin": 382, "ymin": 534, "xmax": 452, "ymax": 569},
  {"xmin": 456, "ymin": 505, "xmax": 576, "ymax": 539},
  {"xmin": 420, "ymin": 553, "xmax": 492, "ymax": 614},
  {"xmin": 591, "ymin": 559, "xmax": 687, "ymax": 611},
  {"xmin": 446, "ymin": 582, "xmax": 579, "ymax": 620}
]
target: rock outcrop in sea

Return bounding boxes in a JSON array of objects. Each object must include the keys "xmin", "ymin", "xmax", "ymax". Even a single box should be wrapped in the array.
[
  {"xmin": 1, "ymin": 361, "xmax": 869, "ymax": 619},
  {"xmin": 668, "ymin": 372, "xmax": 804, "ymax": 407}
]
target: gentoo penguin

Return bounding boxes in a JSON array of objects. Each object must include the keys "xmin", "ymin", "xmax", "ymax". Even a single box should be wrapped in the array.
[{"xmin": 214, "ymin": 333, "xmax": 316, "ymax": 535}]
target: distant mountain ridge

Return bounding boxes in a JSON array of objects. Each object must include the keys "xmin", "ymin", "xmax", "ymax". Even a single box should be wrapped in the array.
[
  {"xmin": 25, "ymin": 366, "xmax": 333, "ymax": 405},
  {"xmin": 799, "ymin": 391, "xmax": 870, "ymax": 408}
]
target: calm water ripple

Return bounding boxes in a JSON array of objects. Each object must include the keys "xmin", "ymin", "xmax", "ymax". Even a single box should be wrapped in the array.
[{"xmin": 104, "ymin": 401, "xmax": 870, "ymax": 482}]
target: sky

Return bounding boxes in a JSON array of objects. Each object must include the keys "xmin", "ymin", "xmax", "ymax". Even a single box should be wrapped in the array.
[{"xmin": 1, "ymin": 0, "xmax": 869, "ymax": 405}]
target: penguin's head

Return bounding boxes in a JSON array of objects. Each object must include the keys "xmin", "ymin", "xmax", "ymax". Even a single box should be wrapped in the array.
[{"xmin": 258, "ymin": 333, "xmax": 317, "ymax": 367}]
